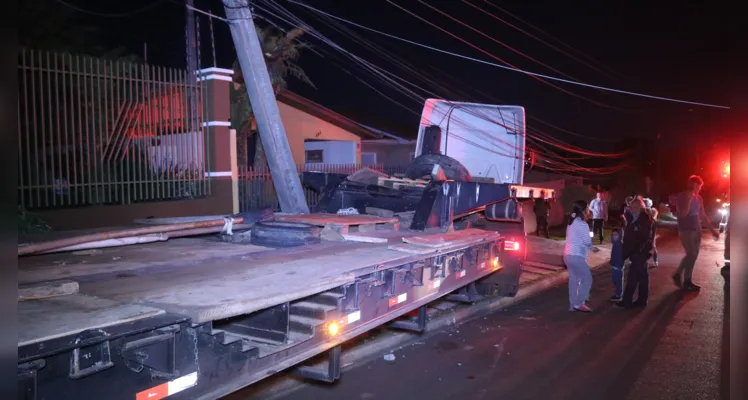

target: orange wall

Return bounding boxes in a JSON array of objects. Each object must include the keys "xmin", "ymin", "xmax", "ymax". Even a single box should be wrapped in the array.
[{"xmin": 277, "ymin": 102, "xmax": 361, "ymax": 165}]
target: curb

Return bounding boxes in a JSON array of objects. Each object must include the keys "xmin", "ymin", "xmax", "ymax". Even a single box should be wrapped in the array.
[{"xmin": 248, "ymin": 257, "xmax": 611, "ymax": 400}]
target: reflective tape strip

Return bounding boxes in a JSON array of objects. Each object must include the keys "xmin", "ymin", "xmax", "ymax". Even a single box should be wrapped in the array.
[
  {"xmin": 202, "ymin": 121, "xmax": 231, "ymax": 127},
  {"xmin": 198, "ymin": 74, "xmax": 232, "ymax": 82},
  {"xmin": 197, "ymin": 67, "xmax": 234, "ymax": 75},
  {"xmin": 205, "ymin": 171, "xmax": 232, "ymax": 177},
  {"xmin": 136, "ymin": 372, "xmax": 198, "ymax": 400}
]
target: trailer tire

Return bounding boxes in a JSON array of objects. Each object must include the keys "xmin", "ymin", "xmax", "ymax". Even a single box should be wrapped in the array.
[
  {"xmin": 405, "ymin": 154, "xmax": 472, "ymax": 181},
  {"xmin": 251, "ymin": 221, "xmax": 322, "ymax": 247}
]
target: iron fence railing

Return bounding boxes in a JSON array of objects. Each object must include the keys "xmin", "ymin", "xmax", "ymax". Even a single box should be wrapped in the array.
[
  {"xmin": 239, "ymin": 164, "xmax": 410, "ymax": 211},
  {"xmin": 18, "ymin": 48, "xmax": 209, "ymax": 210}
]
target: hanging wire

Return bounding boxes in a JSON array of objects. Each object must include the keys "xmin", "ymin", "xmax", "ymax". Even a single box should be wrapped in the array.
[{"xmin": 286, "ymin": 0, "xmax": 730, "ymax": 110}]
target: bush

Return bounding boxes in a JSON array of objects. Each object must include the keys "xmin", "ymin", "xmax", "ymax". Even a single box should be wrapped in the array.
[{"xmin": 18, "ymin": 206, "xmax": 51, "ymax": 234}]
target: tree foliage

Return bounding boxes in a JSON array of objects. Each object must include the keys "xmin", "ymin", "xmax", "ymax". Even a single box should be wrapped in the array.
[{"xmin": 230, "ymin": 26, "xmax": 315, "ymax": 167}]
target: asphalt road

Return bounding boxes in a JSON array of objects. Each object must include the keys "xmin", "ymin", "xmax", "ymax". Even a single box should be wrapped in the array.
[{"xmin": 280, "ymin": 231, "xmax": 729, "ymax": 400}]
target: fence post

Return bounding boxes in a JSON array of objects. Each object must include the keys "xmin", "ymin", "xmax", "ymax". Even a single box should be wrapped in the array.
[{"xmin": 198, "ymin": 67, "xmax": 239, "ymax": 214}]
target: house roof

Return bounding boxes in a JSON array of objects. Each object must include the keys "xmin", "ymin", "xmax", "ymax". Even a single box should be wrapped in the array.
[
  {"xmin": 276, "ymin": 90, "xmax": 382, "ymax": 139},
  {"xmin": 358, "ymin": 124, "xmax": 416, "ymax": 144}
]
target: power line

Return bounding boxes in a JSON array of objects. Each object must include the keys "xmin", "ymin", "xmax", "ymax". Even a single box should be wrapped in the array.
[
  {"xmin": 267, "ymin": 5, "xmax": 626, "ymax": 173},
  {"xmin": 287, "ymin": 0, "xmax": 730, "ymax": 110},
  {"xmin": 266, "ymin": 1, "xmax": 631, "ymax": 172},
  {"xmin": 264, "ymin": 0, "xmax": 628, "ymax": 161},
  {"xmin": 418, "ymin": 0, "xmax": 578, "ymax": 82},
  {"xmin": 54, "ymin": 0, "xmax": 169, "ymax": 18},
  {"xmin": 462, "ymin": 0, "xmax": 619, "ymax": 88},
  {"xmin": 389, "ymin": 0, "xmax": 623, "ymax": 111},
  {"xmin": 482, "ymin": 1, "xmax": 625, "ymax": 80}
]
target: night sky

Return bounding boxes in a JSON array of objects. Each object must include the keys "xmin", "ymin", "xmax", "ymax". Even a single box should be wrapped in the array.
[{"xmin": 25, "ymin": 0, "xmax": 736, "ymax": 160}]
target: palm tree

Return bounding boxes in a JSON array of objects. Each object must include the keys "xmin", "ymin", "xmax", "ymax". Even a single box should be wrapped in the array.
[{"xmin": 230, "ymin": 26, "xmax": 315, "ymax": 168}]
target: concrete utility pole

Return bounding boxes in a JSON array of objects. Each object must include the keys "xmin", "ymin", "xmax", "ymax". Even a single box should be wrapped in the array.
[
  {"xmin": 223, "ymin": 0, "xmax": 310, "ymax": 214},
  {"xmin": 186, "ymin": 0, "xmax": 200, "ymax": 132}
]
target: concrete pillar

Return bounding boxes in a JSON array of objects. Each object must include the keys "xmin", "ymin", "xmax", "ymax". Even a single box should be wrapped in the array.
[{"xmin": 198, "ymin": 67, "xmax": 239, "ymax": 214}]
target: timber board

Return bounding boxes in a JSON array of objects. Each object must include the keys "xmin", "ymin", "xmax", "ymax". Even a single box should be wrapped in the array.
[
  {"xmin": 19, "ymin": 229, "xmax": 500, "ymax": 326},
  {"xmin": 19, "ymin": 294, "xmax": 164, "ymax": 346}
]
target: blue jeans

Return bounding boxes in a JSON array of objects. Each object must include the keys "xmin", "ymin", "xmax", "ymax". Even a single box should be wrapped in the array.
[{"xmin": 612, "ymin": 264, "xmax": 624, "ymax": 297}]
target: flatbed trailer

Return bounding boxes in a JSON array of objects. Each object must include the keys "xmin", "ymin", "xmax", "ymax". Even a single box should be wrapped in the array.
[{"xmin": 18, "ymin": 213, "xmax": 507, "ymax": 400}]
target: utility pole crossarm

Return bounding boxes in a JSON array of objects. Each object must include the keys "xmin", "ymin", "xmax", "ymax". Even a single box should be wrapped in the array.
[{"xmin": 223, "ymin": 0, "xmax": 310, "ymax": 214}]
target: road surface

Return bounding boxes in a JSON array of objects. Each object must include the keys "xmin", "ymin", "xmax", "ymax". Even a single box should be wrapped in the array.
[{"xmin": 278, "ymin": 231, "xmax": 729, "ymax": 400}]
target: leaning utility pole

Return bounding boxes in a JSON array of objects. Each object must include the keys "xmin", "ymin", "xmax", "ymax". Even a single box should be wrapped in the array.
[{"xmin": 223, "ymin": 0, "xmax": 310, "ymax": 214}]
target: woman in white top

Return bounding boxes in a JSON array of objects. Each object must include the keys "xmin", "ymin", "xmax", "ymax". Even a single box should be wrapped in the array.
[{"xmin": 563, "ymin": 200, "xmax": 601, "ymax": 312}]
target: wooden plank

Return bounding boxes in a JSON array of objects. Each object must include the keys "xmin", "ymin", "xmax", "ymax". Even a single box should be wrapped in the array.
[
  {"xmin": 388, "ymin": 243, "xmax": 438, "ymax": 255},
  {"xmin": 402, "ymin": 229, "xmax": 500, "ymax": 248},
  {"xmin": 342, "ymin": 233, "xmax": 388, "ymax": 243},
  {"xmin": 275, "ymin": 213, "xmax": 398, "ymax": 227},
  {"xmin": 20, "ymin": 229, "xmax": 501, "ymax": 327},
  {"xmin": 19, "ymin": 279, "xmax": 79, "ymax": 301},
  {"xmin": 18, "ymin": 238, "xmax": 271, "ymax": 284},
  {"xmin": 19, "ymin": 294, "xmax": 164, "ymax": 346},
  {"xmin": 75, "ymin": 242, "xmax": 398, "ymax": 323},
  {"xmin": 522, "ymin": 265, "xmax": 556, "ymax": 276},
  {"xmin": 365, "ymin": 207, "xmax": 394, "ymax": 218},
  {"xmin": 519, "ymin": 273, "xmax": 541, "ymax": 285},
  {"xmin": 523, "ymin": 260, "xmax": 564, "ymax": 272}
]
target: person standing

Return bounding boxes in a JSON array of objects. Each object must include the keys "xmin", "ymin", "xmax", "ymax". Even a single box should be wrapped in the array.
[
  {"xmin": 609, "ymin": 228, "xmax": 624, "ymax": 302},
  {"xmin": 616, "ymin": 197, "xmax": 654, "ymax": 308},
  {"xmin": 620, "ymin": 196, "xmax": 634, "ymax": 228},
  {"xmin": 589, "ymin": 192, "xmax": 608, "ymax": 244},
  {"xmin": 673, "ymin": 175, "xmax": 720, "ymax": 291},
  {"xmin": 563, "ymin": 200, "xmax": 600, "ymax": 313},
  {"xmin": 533, "ymin": 197, "xmax": 551, "ymax": 238},
  {"xmin": 643, "ymin": 198, "xmax": 659, "ymax": 268}
]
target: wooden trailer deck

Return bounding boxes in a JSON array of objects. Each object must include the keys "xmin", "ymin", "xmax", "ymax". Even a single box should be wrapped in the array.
[{"xmin": 18, "ymin": 216, "xmax": 501, "ymax": 347}]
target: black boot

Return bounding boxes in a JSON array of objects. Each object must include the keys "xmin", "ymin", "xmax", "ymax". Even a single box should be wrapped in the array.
[{"xmin": 683, "ymin": 280, "xmax": 701, "ymax": 292}]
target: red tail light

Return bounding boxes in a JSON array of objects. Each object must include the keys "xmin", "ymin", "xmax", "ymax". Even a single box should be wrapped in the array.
[{"xmin": 504, "ymin": 240, "xmax": 521, "ymax": 251}]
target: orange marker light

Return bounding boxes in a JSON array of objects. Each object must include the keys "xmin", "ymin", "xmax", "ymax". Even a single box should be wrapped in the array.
[{"xmin": 327, "ymin": 321, "xmax": 340, "ymax": 336}]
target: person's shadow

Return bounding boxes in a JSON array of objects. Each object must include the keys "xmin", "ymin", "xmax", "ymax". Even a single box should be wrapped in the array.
[{"xmin": 587, "ymin": 289, "xmax": 699, "ymax": 400}]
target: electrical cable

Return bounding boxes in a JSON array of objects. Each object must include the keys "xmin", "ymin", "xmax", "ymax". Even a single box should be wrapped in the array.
[
  {"xmin": 419, "ymin": 0, "xmax": 578, "ymax": 83},
  {"xmin": 391, "ymin": 0, "xmax": 624, "ymax": 111},
  {"xmin": 262, "ymin": 1, "xmax": 628, "ymax": 162},
  {"xmin": 468, "ymin": 0, "xmax": 619, "ymax": 82},
  {"xmin": 53, "ymin": 0, "xmax": 169, "ymax": 18},
  {"xmin": 286, "ymin": 0, "xmax": 730, "ymax": 110},
  {"xmin": 257, "ymin": 1, "xmax": 630, "ymax": 174},
  {"xmin": 481, "ymin": 1, "xmax": 625, "ymax": 80}
]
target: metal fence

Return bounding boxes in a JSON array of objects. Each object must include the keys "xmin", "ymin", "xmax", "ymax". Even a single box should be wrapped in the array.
[
  {"xmin": 239, "ymin": 164, "xmax": 410, "ymax": 211},
  {"xmin": 18, "ymin": 48, "xmax": 209, "ymax": 210}
]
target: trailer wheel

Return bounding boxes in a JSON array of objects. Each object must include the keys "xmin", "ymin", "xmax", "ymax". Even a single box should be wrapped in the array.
[
  {"xmin": 405, "ymin": 154, "xmax": 472, "ymax": 181},
  {"xmin": 251, "ymin": 221, "xmax": 322, "ymax": 247}
]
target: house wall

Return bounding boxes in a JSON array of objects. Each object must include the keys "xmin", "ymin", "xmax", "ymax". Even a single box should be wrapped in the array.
[
  {"xmin": 521, "ymin": 179, "xmax": 568, "ymax": 233},
  {"xmin": 360, "ymin": 142, "xmax": 416, "ymax": 165},
  {"xmin": 277, "ymin": 102, "xmax": 362, "ymax": 165},
  {"xmin": 303, "ymin": 140, "xmax": 357, "ymax": 164}
]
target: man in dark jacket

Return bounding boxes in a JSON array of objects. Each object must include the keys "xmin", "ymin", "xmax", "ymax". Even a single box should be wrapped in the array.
[
  {"xmin": 533, "ymin": 198, "xmax": 551, "ymax": 238},
  {"xmin": 616, "ymin": 197, "xmax": 654, "ymax": 308}
]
